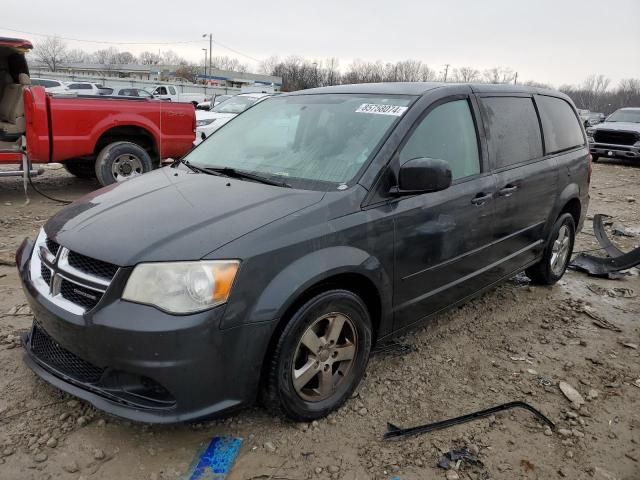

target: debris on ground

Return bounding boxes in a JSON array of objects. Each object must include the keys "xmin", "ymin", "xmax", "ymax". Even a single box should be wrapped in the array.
[
  {"xmin": 437, "ymin": 447, "xmax": 483, "ymax": 470},
  {"xmin": 579, "ymin": 306, "xmax": 623, "ymax": 332},
  {"xmin": 384, "ymin": 401, "xmax": 554, "ymax": 439},
  {"xmin": 186, "ymin": 436, "xmax": 243, "ymax": 480},
  {"xmin": 558, "ymin": 381, "xmax": 585, "ymax": 408},
  {"xmin": 570, "ymin": 214, "xmax": 640, "ymax": 277},
  {"xmin": 611, "ymin": 224, "xmax": 636, "ymax": 237}
]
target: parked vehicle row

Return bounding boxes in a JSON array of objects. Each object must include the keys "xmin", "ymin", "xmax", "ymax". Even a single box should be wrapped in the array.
[
  {"xmin": 29, "ymin": 78, "xmax": 209, "ymax": 106},
  {"xmin": 194, "ymin": 92, "xmax": 274, "ymax": 144}
]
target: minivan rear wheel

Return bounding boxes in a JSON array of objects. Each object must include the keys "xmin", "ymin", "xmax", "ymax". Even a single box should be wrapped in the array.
[
  {"xmin": 263, "ymin": 290, "xmax": 372, "ymax": 421},
  {"xmin": 526, "ymin": 213, "xmax": 575, "ymax": 285}
]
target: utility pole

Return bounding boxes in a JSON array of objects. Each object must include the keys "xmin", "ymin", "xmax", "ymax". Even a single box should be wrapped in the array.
[
  {"xmin": 203, "ymin": 33, "xmax": 212, "ymax": 80},
  {"xmin": 514, "ymin": 71, "xmax": 518, "ymax": 85},
  {"xmin": 202, "ymin": 48, "xmax": 207, "ymax": 84},
  {"xmin": 443, "ymin": 64, "xmax": 450, "ymax": 82}
]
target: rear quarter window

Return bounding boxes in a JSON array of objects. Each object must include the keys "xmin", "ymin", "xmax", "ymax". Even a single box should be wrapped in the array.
[
  {"xmin": 479, "ymin": 96, "xmax": 543, "ymax": 169},
  {"xmin": 535, "ymin": 95, "xmax": 585, "ymax": 154}
]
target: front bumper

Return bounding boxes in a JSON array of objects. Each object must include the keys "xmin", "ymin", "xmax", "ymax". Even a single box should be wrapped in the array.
[
  {"xmin": 16, "ymin": 238, "xmax": 273, "ymax": 423},
  {"xmin": 589, "ymin": 142, "xmax": 640, "ymax": 159}
]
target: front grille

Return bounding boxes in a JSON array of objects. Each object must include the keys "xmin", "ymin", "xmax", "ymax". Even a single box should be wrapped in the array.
[
  {"xmin": 45, "ymin": 238, "xmax": 60, "ymax": 256},
  {"xmin": 59, "ymin": 279, "xmax": 101, "ymax": 310},
  {"xmin": 68, "ymin": 251, "xmax": 118, "ymax": 280},
  {"xmin": 594, "ymin": 130, "xmax": 638, "ymax": 146},
  {"xmin": 30, "ymin": 324, "xmax": 105, "ymax": 383},
  {"xmin": 41, "ymin": 264, "xmax": 52, "ymax": 285}
]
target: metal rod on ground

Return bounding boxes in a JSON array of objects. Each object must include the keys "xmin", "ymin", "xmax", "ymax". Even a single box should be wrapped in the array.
[{"xmin": 384, "ymin": 401, "xmax": 555, "ymax": 440}]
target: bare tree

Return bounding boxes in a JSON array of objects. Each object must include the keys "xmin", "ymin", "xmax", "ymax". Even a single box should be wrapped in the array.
[
  {"xmin": 113, "ymin": 51, "xmax": 136, "ymax": 64},
  {"xmin": 453, "ymin": 66, "xmax": 480, "ymax": 82},
  {"xmin": 93, "ymin": 47, "xmax": 118, "ymax": 65},
  {"xmin": 161, "ymin": 50, "xmax": 183, "ymax": 66},
  {"xmin": 324, "ymin": 57, "xmax": 340, "ymax": 86},
  {"xmin": 66, "ymin": 48, "xmax": 91, "ymax": 64},
  {"xmin": 259, "ymin": 55, "xmax": 280, "ymax": 75},
  {"xmin": 618, "ymin": 78, "xmax": 640, "ymax": 105},
  {"xmin": 33, "ymin": 36, "xmax": 68, "ymax": 72},
  {"xmin": 211, "ymin": 56, "xmax": 248, "ymax": 73},
  {"xmin": 420, "ymin": 65, "xmax": 437, "ymax": 81},
  {"xmin": 174, "ymin": 63, "xmax": 200, "ymax": 83},
  {"xmin": 138, "ymin": 51, "xmax": 161, "ymax": 65},
  {"xmin": 482, "ymin": 67, "xmax": 514, "ymax": 84}
]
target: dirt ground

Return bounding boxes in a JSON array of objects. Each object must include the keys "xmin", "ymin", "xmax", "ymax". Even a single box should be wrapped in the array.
[{"xmin": 0, "ymin": 161, "xmax": 639, "ymax": 480}]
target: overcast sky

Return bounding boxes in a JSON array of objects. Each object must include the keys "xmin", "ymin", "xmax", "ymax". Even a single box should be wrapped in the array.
[{"xmin": 2, "ymin": 0, "xmax": 639, "ymax": 87}]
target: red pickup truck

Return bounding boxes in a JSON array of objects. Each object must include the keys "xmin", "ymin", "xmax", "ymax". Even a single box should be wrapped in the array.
[{"xmin": 0, "ymin": 38, "xmax": 195, "ymax": 186}]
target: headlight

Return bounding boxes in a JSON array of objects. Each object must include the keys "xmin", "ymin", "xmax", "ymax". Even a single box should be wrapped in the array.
[
  {"xmin": 122, "ymin": 260, "xmax": 239, "ymax": 314},
  {"xmin": 586, "ymin": 128, "xmax": 595, "ymax": 137},
  {"xmin": 196, "ymin": 118, "xmax": 216, "ymax": 127}
]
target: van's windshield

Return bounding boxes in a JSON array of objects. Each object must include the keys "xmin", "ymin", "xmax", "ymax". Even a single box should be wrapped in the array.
[{"xmin": 185, "ymin": 94, "xmax": 413, "ymax": 189}]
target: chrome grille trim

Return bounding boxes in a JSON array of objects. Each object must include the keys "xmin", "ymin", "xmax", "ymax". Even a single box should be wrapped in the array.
[{"xmin": 30, "ymin": 229, "xmax": 117, "ymax": 314}]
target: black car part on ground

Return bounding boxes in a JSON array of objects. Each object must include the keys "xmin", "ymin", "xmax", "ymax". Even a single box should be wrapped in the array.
[
  {"xmin": 570, "ymin": 214, "xmax": 640, "ymax": 277},
  {"xmin": 437, "ymin": 448, "xmax": 483, "ymax": 469},
  {"xmin": 383, "ymin": 401, "xmax": 555, "ymax": 440}
]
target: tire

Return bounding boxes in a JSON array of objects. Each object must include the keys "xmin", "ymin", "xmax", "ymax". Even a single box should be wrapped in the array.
[
  {"xmin": 526, "ymin": 213, "xmax": 576, "ymax": 285},
  {"xmin": 263, "ymin": 290, "xmax": 373, "ymax": 421},
  {"xmin": 94, "ymin": 141, "xmax": 153, "ymax": 186},
  {"xmin": 62, "ymin": 158, "xmax": 96, "ymax": 179},
  {"xmin": 591, "ymin": 154, "xmax": 600, "ymax": 163}
]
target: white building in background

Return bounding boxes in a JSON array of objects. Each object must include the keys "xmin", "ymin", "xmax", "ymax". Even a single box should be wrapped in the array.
[{"xmin": 28, "ymin": 61, "xmax": 282, "ymax": 91}]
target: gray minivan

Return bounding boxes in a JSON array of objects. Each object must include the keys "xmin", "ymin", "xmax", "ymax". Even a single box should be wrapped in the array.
[{"xmin": 18, "ymin": 82, "xmax": 590, "ymax": 423}]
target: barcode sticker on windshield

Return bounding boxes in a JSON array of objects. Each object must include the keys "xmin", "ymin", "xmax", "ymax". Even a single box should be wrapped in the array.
[{"xmin": 356, "ymin": 104, "xmax": 408, "ymax": 116}]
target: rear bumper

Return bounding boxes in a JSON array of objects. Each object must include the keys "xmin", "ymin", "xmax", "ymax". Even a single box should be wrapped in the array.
[{"xmin": 17, "ymin": 238, "xmax": 274, "ymax": 423}]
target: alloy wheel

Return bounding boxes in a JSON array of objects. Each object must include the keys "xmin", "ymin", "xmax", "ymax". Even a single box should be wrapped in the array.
[
  {"xmin": 291, "ymin": 312, "xmax": 358, "ymax": 402},
  {"xmin": 550, "ymin": 224, "xmax": 571, "ymax": 275}
]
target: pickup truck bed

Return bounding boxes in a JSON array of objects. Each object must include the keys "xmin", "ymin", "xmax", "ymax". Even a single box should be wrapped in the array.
[{"xmin": 1, "ymin": 87, "xmax": 196, "ymax": 185}]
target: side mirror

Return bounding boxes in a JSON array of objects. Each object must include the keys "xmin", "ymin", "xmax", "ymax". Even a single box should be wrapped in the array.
[{"xmin": 392, "ymin": 157, "xmax": 452, "ymax": 195}]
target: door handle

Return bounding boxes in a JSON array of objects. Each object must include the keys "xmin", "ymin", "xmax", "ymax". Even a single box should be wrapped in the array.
[
  {"xmin": 497, "ymin": 185, "xmax": 518, "ymax": 197},
  {"xmin": 471, "ymin": 193, "xmax": 493, "ymax": 206}
]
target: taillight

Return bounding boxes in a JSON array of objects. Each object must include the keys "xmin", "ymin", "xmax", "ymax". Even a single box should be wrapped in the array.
[{"xmin": 587, "ymin": 153, "xmax": 592, "ymax": 183}]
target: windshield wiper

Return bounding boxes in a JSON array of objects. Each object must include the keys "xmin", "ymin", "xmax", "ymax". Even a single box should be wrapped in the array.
[
  {"xmin": 173, "ymin": 158, "xmax": 221, "ymax": 176},
  {"xmin": 204, "ymin": 167, "xmax": 292, "ymax": 188}
]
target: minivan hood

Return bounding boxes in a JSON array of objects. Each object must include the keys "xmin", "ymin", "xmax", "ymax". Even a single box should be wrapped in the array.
[
  {"xmin": 45, "ymin": 167, "xmax": 324, "ymax": 266},
  {"xmin": 592, "ymin": 121, "xmax": 640, "ymax": 133}
]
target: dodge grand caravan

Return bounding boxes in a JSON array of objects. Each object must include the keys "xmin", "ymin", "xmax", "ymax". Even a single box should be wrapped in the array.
[{"xmin": 17, "ymin": 82, "xmax": 590, "ymax": 423}]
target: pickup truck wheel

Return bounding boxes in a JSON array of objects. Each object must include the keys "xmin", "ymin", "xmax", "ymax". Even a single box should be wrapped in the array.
[
  {"xmin": 592, "ymin": 155, "xmax": 600, "ymax": 163},
  {"xmin": 263, "ymin": 290, "xmax": 372, "ymax": 421},
  {"xmin": 526, "ymin": 213, "xmax": 575, "ymax": 285},
  {"xmin": 95, "ymin": 141, "xmax": 153, "ymax": 186},
  {"xmin": 63, "ymin": 158, "xmax": 96, "ymax": 179}
]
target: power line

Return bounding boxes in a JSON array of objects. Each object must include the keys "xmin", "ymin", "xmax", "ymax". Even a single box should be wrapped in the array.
[
  {"xmin": 210, "ymin": 39, "xmax": 262, "ymax": 64},
  {"xmin": 1, "ymin": 27, "xmax": 202, "ymax": 46},
  {"xmin": 1, "ymin": 26, "xmax": 263, "ymax": 64}
]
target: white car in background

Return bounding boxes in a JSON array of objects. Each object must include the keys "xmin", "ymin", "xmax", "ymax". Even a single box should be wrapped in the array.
[
  {"xmin": 194, "ymin": 92, "xmax": 274, "ymax": 144},
  {"xmin": 30, "ymin": 78, "xmax": 68, "ymax": 93},
  {"xmin": 196, "ymin": 94, "xmax": 234, "ymax": 111},
  {"xmin": 63, "ymin": 82, "xmax": 107, "ymax": 95},
  {"xmin": 149, "ymin": 85, "xmax": 206, "ymax": 105}
]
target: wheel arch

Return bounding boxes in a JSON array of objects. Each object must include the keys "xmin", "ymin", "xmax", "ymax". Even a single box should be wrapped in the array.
[
  {"xmin": 245, "ymin": 247, "xmax": 392, "ymax": 391},
  {"xmin": 546, "ymin": 183, "xmax": 582, "ymax": 237},
  {"xmin": 93, "ymin": 125, "xmax": 159, "ymax": 164}
]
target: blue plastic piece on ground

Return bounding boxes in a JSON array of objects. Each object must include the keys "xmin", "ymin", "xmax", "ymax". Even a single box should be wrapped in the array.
[{"xmin": 188, "ymin": 436, "xmax": 243, "ymax": 480}]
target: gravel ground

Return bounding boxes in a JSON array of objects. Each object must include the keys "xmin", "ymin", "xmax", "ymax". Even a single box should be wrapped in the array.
[{"xmin": 0, "ymin": 160, "xmax": 639, "ymax": 480}]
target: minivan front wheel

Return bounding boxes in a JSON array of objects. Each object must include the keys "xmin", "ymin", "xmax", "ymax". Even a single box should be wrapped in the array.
[
  {"xmin": 526, "ymin": 213, "xmax": 576, "ymax": 285},
  {"xmin": 264, "ymin": 290, "xmax": 372, "ymax": 420}
]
